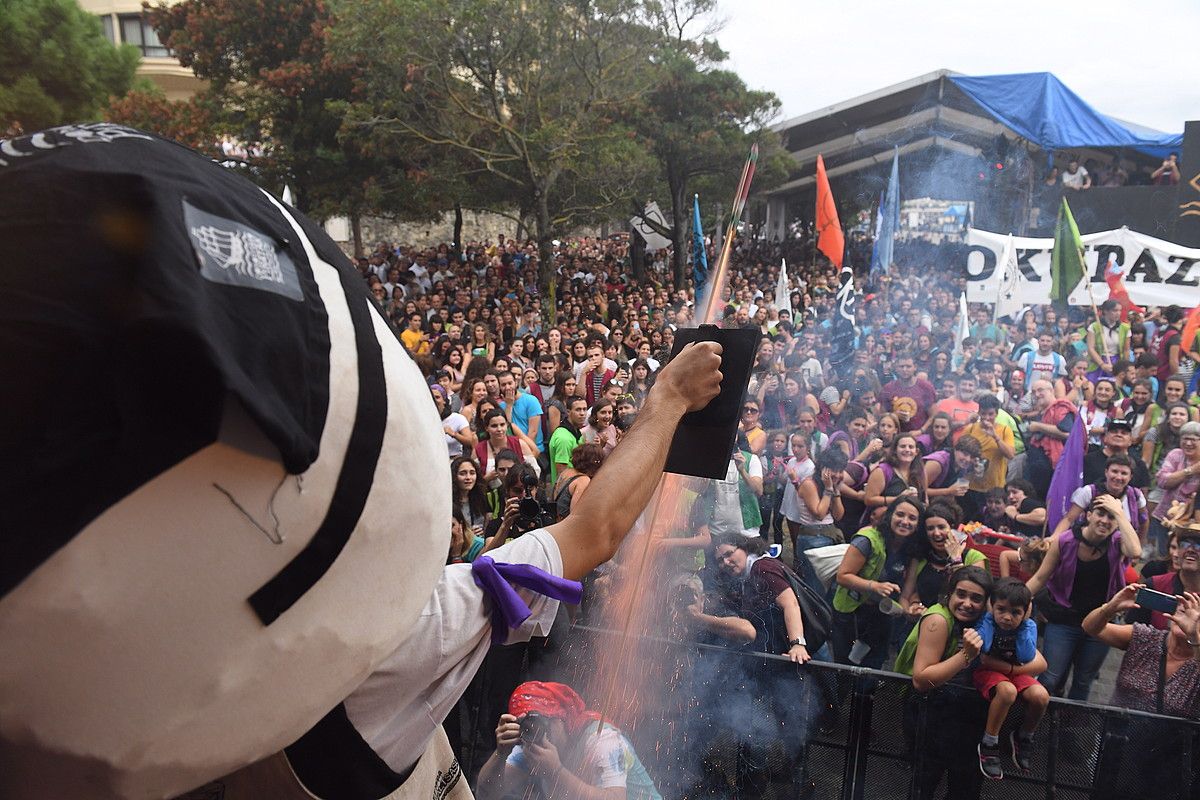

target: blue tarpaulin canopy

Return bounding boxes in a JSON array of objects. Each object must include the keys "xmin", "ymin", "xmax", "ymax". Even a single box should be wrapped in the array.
[{"xmin": 949, "ymin": 73, "xmax": 1182, "ymax": 158}]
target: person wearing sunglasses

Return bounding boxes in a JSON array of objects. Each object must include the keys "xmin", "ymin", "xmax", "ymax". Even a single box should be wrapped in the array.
[{"xmin": 740, "ymin": 401, "xmax": 766, "ymax": 456}]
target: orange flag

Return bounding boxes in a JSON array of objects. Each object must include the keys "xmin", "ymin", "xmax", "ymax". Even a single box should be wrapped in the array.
[
  {"xmin": 1182, "ymin": 306, "xmax": 1200, "ymax": 358},
  {"xmin": 815, "ymin": 154, "xmax": 844, "ymax": 267}
]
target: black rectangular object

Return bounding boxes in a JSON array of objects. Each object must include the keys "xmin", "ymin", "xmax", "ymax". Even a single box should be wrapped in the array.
[{"xmin": 663, "ymin": 325, "xmax": 758, "ymax": 479}]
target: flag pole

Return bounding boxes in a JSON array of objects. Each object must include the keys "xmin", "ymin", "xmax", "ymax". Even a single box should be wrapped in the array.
[
  {"xmin": 699, "ymin": 144, "xmax": 759, "ymax": 325},
  {"xmin": 1084, "ymin": 275, "xmax": 1108, "ymax": 367}
]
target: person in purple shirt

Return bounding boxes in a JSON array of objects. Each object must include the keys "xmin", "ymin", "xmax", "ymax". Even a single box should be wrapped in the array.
[{"xmin": 879, "ymin": 354, "xmax": 937, "ymax": 432}]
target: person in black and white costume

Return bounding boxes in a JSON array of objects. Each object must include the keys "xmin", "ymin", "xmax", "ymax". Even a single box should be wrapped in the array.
[{"xmin": 0, "ymin": 125, "xmax": 724, "ymax": 800}]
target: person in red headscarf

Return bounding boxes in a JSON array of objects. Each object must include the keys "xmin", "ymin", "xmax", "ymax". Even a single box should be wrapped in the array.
[{"xmin": 476, "ymin": 681, "xmax": 662, "ymax": 799}]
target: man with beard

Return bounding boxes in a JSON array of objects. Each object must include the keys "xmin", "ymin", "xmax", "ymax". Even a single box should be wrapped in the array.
[
  {"xmin": 1023, "ymin": 380, "xmax": 1077, "ymax": 500},
  {"xmin": 879, "ymin": 353, "xmax": 937, "ymax": 432},
  {"xmin": 548, "ymin": 396, "xmax": 588, "ymax": 486}
]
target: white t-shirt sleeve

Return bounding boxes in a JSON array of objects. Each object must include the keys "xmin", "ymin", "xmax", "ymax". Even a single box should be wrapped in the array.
[
  {"xmin": 747, "ymin": 454, "xmax": 764, "ymax": 479},
  {"xmin": 343, "ymin": 529, "xmax": 564, "ymax": 776},
  {"xmin": 1069, "ymin": 485, "xmax": 1093, "ymax": 510}
]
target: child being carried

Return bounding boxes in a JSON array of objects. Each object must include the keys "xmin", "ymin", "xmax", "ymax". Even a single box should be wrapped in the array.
[{"xmin": 973, "ymin": 578, "xmax": 1050, "ymax": 780}]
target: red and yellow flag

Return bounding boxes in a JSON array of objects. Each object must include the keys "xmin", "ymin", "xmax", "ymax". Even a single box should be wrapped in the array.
[{"xmin": 815, "ymin": 155, "xmax": 844, "ymax": 267}]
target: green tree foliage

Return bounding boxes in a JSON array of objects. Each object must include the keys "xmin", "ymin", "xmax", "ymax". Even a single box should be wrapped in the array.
[
  {"xmin": 0, "ymin": 0, "xmax": 139, "ymax": 133},
  {"xmin": 635, "ymin": 0, "xmax": 788, "ymax": 287},
  {"xmin": 332, "ymin": 0, "xmax": 661, "ymax": 291},
  {"xmin": 113, "ymin": 0, "xmax": 448, "ymax": 253}
]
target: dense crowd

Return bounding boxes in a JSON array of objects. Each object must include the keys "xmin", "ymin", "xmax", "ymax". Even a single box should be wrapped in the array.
[{"xmin": 358, "ymin": 231, "xmax": 1200, "ymax": 799}]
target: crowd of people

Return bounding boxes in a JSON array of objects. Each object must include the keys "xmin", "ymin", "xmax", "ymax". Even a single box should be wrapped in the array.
[{"xmin": 361, "ymin": 230, "xmax": 1200, "ymax": 798}]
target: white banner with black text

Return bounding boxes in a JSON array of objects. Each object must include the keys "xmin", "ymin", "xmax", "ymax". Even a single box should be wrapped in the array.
[{"xmin": 965, "ymin": 226, "xmax": 1200, "ymax": 308}]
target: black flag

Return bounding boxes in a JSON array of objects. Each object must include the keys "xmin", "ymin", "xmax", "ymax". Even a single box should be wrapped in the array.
[{"xmin": 829, "ymin": 266, "xmax": 857, "ymax": 376}]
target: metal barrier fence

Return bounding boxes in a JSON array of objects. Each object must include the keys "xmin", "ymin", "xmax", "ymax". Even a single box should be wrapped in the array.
[{"xmin": 448, "ymin": 627, "xmax": 1200, "ymax": 800}]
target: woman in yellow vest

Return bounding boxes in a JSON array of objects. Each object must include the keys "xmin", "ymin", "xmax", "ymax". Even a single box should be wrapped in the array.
[{"xmin": 831, "ymin": 494, "xmax": 924, "ymax": 669}]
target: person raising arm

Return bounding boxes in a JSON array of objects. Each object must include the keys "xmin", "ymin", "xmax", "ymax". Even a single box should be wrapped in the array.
[{"xmin": 551, "ymin": 342, "xmax": 723, "ymax": 580}]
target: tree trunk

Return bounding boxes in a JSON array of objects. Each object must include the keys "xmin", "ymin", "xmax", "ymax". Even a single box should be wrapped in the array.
[
  {"xmin": 534, "ymin": 189, "xmax": 555, "ymax": 296},
  {"xmin": 452, "ymin": 201, "xmax": 463, "ymax": 258},
  {"xmin": 630, "ymin": 220, "xmax": 645, "ymax": 282},
  {"xmin": 351, "ymin": 214, "xmax": 364, "ymax": 258},
  {"xmin": 670, "ymin": 177, "xmax": 689, "ymax": 290}
]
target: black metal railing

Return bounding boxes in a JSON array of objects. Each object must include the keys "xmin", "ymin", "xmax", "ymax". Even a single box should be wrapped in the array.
[{"xmin": 449, "ymin": 627, "xmax": 1200, "ymax": 800}]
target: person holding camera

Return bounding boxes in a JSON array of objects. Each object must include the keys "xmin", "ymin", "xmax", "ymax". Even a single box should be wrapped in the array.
[
  {"xmin": 1079, "ymin": 585, "xmax": 1200, "ymax": 800},
  {"xmin": 483, "ymin": 464, "xmax": 556, "ymax": 552},
  {"xmin": 477, "ymin": 681, "xmax": 662, "ymax": 800}
]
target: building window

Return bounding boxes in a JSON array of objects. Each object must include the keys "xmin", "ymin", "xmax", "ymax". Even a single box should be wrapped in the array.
[
  {"xmin": 118, "ymin": 13, "xmax": 170, "ymax": 58},
  {"xmin": 99, "ymin": 14, "xmax": 115, "ymax": 44}
]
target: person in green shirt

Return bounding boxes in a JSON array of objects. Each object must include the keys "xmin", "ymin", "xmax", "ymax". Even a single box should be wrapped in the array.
[
  {"xmin": 548, "ymin": 396, "xmax": 587, "ymax": 486},
  {"xmin": 894, "ymin": 565, "xmax": 993, "ymax": 799}
]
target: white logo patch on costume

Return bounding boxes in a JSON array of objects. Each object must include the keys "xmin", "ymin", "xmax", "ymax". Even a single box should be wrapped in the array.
[
  {"xmin": 0, "ymin": 123, "xmax": 154, "ymax": 166},
  {"xmin": 184, "ymin": 199, "xmax": 303, "ymax": 300}
]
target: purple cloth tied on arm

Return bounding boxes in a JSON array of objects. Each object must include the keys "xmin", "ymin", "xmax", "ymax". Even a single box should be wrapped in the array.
[{"xmin": 471, "ymin": 555, "xmax": 583, "ymax": 643}]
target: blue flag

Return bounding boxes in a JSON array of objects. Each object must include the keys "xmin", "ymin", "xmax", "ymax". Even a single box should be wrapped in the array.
[
  {"xmin": 869, "ymin": 148, "xmax": 899, "ymax": 279},
  {"xmin": 692, "ymin": 194, "xmax": 708, "ymax": 291}
]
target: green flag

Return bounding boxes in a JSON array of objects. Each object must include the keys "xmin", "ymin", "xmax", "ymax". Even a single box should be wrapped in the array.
[{"xmin": 1050, "ymin": 197, "xmax": 1085, "ymax": 305}]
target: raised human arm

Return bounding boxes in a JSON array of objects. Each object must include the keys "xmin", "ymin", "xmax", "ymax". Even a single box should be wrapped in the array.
[
  {"xmin": 799, "ymin": 475, "xmax": 836, "ymax": 518},
  {"xmin": 1080, "ymin": 583, "xmax": 1140, "ymax": 650},
  {"xmin": 548, "ymin": 343, "xmax": 723, "ymax": 581},
  {"xmin": 911, "ymin": 613, "xmax": 980, "ymax": 692},
  {"xmin": 476, "ymin": 714, "xmax": 523, "ymax": 800},
  {"xmin": 989, "ymin": 425, "xmax": 1016, "ymax": 459},
  {"xmin": 445, "ymin": 424, "xmax": 478, "ymax": 448},
  {"xmin": 1025, "ymin": 535, "xmax": 1061, "ymax": 595},
  {"xmin": 522, "ymin": 736, "xmax": 625, "ymax": 800},
  {"xmin": 1052, "ymin": 503, "xmax": 1084, "ymax": 536},
  {"xmin": 734, "ymin": 451, "xmax": 763, "ymax": 496},
  {"xmin": 1092, "ymin": 494, "xmax": 1142, "ymax": 561},
  {"xmin": 1170, "ymin": 592, "xmax": 1200, "ymax": 664},
  {"xmin": 1158, "ymin": 450, "xmax": 1197, "ymax": 490}
]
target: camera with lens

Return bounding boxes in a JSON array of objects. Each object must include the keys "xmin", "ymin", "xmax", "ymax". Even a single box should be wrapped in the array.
[
  {"xmin": 671, "ymin": 583, "xmax": 699, "ymax": 613},
  {"xmin": 519, "ymin": 711, "xmax": 551, "ymax": 744},
  {"xmin": 511, "ymin": 470, "xmax": 555, "ymax": 532}
]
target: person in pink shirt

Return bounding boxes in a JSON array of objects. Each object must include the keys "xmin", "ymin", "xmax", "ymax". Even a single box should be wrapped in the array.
[{"xmin": 931, "ymin": 374, "xmax": 980, "ymax": 443}]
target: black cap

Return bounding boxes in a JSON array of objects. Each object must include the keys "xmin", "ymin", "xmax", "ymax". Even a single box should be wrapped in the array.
[{"xmin": 1106, "ymin": 417, "xmax": 1134, "ymax": 432}]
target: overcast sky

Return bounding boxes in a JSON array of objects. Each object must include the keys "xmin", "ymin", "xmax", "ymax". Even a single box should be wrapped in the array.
[{"xmin": 718, "ymin": 0, "xmax": 1199, "ymax": 134}]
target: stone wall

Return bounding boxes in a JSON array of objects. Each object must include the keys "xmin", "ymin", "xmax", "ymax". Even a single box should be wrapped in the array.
[{"xmin": 324, "ymin": 210, "xmax": 607, "ymax": 253}]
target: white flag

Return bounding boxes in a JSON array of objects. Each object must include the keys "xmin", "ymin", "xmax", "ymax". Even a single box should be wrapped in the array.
[
  {"xmin": 952, "ymin": 291, "xmax": 970, "ymax": 368},
  {"xmin": 630, "ymin": 202, "xmax": 671, "ymax": 252},
  {"xmin": 993, "ymin": 234, "xmax": 1022, "ymax": 322},
  {"xmin": 776, "ymin": 259, "xmax": 792, "ymax": 318}
]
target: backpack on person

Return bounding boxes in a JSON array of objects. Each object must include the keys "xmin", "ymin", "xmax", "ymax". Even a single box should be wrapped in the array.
[{"xmin": 772, "ymin": 556, "xmax": 833, "ymax": 654}]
